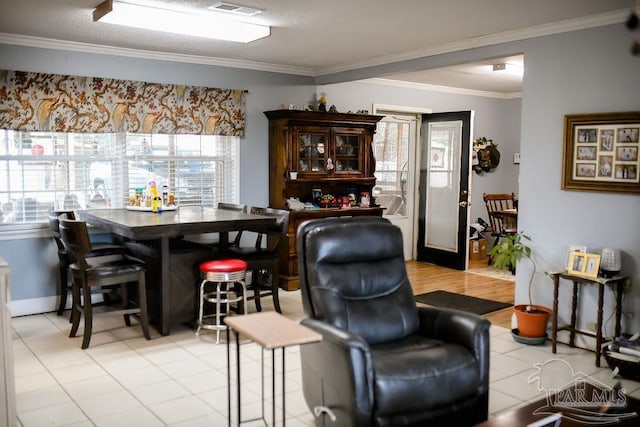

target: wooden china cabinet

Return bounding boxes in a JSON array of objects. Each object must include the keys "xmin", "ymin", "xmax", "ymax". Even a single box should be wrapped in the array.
[{"xmin": 265, "ymin": 109, "xmax": 384, "ymax": 290}]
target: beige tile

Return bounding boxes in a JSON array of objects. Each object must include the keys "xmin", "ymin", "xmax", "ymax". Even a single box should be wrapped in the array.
[
  {"xmin": 22, "ymin": 332, "xmax": 74, "ymax": 353},
  {"xmin": 199, "ymin": 385, "xmax": 260, "ymax": 414},
  {"xmin": 158, "ymin": 356, "xmax": 213, "ymax": 379},
  {"xmin": 168, "ymin": 410, "xmax": 228, "ymax": 426},
  {"xmin": 175, "ymin": 369, "xmax": 227, "ymax": 394},
  {"xmin": 98, "ymin": 352, "xmax": 154, "ymax": 374},
  {"xmin": 76, "ymin": 389, "xmax": 142, "ymax": 420},
  {"xmin": 50, "ymin": 362, "xmax": 108, "ymax": 385},
  {"xmin": 12, "ymin": 315, "xmax": 60, "ymax": 338},
  {"xmin": 13, "ymin": 349, "xmax": 47, "ymax": 377},
  {"xmin": 16, "ymin": 384, "xmax": 71, "ymax": 413},
  {"xmin": 491, "ymin": 335, "xmax": 526, "ymax": 353},
  {"xmin": 64, "ymin": 375, "xmax": 126, "ymax": 401},
  {"xmin": 93, "ymin": 407, "xmax": 165, "ymax": 427},
  {"xmin": 140, "ymin": 345, "xmax": 194, "ymax": 365},
  {"xmin": 289, "ymin": 413, "xmax": 317, "ymax": 427},
  {"xmin": 491, "ymin": 370, "xmax": 546, "ymax": 401},
  {"xmin": 148, "ymin": 395, "xmax": 217, "ymax": 424},
  {"xmin": 488, "ymin": 388, "xmax": 523, "ymax": 415},
  {"xmin": 83, "ymin": 340, "xmax": 132, "ymax": 362},
  {"xmin": 69, "ymin": 329, "xmax": 121, "ymax": 349},
  {"xmin": 14, "ymin": 371, "xmax": 59, "ymax": 394},
  {"xmin": 109, "ymin": 365, "xmax": 172, "ymax": 389},
  {"xmin": 489, "ymin": 353, "xmax": 532, "ymax": 382},
  {"xmin": 36, "ymin": 348, "xmax": 94, "ymax": 371},
  {"xmin": 17, "ymin": 401, "xmax": 88, "ymax": 427},
  {"xmin": 130, "ymin": 379, "xmax": 191, "ymax": 405}
]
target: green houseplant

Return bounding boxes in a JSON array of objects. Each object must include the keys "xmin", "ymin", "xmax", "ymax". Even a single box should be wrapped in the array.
[{"xmin": 488, "ymin": 231, "xmax": 552, "ymax": 340}]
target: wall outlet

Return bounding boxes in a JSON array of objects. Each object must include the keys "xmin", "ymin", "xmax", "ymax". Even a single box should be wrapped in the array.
[{"xmin": 586, "ymin": 321, "xmax": 597, "ymax": 331}]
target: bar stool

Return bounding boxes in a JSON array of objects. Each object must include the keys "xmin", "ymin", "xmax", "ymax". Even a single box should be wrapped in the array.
[{"xmin": 196, "ymin": 259, "xmax": 248, "ymax": 343}]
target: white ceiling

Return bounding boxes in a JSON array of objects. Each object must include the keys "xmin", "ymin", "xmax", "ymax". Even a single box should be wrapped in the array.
[{"xmin": 0, "ymin": 0, "xmax": 634, "ymax": 94}]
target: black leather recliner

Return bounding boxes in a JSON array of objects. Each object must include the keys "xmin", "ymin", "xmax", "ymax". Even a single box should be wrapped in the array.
[{"xmin": 297, "ymin": 217, "xmax": 491, "ymax": 426}]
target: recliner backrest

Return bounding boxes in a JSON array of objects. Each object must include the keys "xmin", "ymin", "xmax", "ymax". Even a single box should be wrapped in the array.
[{"xmin": 297, "ymin": 216, "xmax": 419, "ymax": 344}]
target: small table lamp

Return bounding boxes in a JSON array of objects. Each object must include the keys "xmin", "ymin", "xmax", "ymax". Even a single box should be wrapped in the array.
[{"xmin": 600, "ymin": 248, "xmax": 621, "ymax": 278}]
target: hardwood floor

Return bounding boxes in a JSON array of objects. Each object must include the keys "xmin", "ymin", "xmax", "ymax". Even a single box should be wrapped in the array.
[{"xmin": 406, "ymin": 259, "xmax": 515, "ymax": 329}]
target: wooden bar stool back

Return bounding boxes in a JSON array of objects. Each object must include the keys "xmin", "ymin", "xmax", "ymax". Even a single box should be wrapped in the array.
[
  {"xmin": 48, "ymin": 210, "xmax": 122, "ymax": 318},
  {"xmin": 59, "ymin": 218, "xmax": 151, "ymax": 349},
  {"xmin": 228, "ymin": 207, "xmax": 289, "ymax": 313}
]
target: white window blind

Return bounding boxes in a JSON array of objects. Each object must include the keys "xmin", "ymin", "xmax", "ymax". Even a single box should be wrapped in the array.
[{"xmin": 0, "ymin": 130, "xmax": 239, "ymax": 226}]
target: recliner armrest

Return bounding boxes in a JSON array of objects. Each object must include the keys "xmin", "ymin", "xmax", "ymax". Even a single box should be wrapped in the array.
[
  {"xmin": 301, "ymin": 318, "xmax": 375, "ymax": 417},
  {"xmin": 416, "ymin": 306, "xmax": 491, "ymax": 389},
  {"xmin": 302, "ymin": 318, "xmax": 370, "ymax": 351}
]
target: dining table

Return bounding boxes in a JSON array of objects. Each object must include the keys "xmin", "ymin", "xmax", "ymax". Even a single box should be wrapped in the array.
[{"xmin": 77, "ymin": 206, "xmax": 277, "ymax": 335}]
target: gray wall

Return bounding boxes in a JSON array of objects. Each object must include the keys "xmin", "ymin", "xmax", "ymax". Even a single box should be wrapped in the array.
[
  {"xmin": 316, "ymin": 81, "xmax": 521, "ymax": 225},
  {"xmin": 518, "ymin": 24, "xmax": 640, "ymax": 336}
]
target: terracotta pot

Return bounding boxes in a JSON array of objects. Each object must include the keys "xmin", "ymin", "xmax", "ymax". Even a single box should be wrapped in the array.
[{"xmin": 514, "ymin": 304, "xmax": 552, "ymax": 338}]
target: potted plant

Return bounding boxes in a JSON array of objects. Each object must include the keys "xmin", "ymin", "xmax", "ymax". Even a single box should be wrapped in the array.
[{"xmin": 488, "ymin": 231, "xmax": 552, "ymax": 341}]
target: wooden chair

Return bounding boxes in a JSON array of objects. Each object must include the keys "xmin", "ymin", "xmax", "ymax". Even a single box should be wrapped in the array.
[
  {"xmin": 59, "ymin": 217, "xmax": 151, "ymax": 349},
  {"xmin": 48, "ymin": 210, "xmax": 122, "ymax": 318},
  {"xmin": 228, "ymin": 207, "xmax": 289, "ymax": 313},
  {"xmin": 217, "ymin": 202, "xmax": 247, "ymax": 249},
  {"xmin": 482, "ymin": 192, "xmax": 518, "ymax": 247},
  {"xmin": 185, "ymin": 202, "xmax": 246, "ymax": 248}
]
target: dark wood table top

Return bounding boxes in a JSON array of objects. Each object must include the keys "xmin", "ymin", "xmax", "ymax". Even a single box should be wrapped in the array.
[{"xmin": 77, "ymin": 206, "xmax": 276, "ymax": 240}]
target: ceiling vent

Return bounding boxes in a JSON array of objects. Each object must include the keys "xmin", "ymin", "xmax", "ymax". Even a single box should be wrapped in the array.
[{"xmin": 207, "ymin": 2, "xmax": 263, "ymax": 16}]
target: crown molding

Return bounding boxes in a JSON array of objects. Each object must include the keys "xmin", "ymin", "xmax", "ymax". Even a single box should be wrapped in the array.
[
  {"xmin": 316, "ymin": 9, "xmax": 629, "ymax": 76},
  {"xmin": 0, "ymin": 9, "xmax": 628, "ymax": 81},
  {"xmin": 0, "ymin": 32, "xmax": 315, "ymax": 77},
  {"xmin": 364, "ymin": 78, "xmax": 522, "ymax": 100}
]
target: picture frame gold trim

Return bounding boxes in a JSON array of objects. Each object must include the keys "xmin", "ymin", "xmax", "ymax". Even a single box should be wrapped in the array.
[
  {"xmin": 567, "ymin": 252, "xmax": 601, "ymax": 279},
  {"xmin": 562, "ymin": 112, "xmax": 640, "ymax": 194}
]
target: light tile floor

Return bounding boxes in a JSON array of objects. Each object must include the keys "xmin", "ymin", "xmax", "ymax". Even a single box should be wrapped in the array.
[{"xmin": 11, "ymin": 291, "xmax": 640, "ymax": 426}]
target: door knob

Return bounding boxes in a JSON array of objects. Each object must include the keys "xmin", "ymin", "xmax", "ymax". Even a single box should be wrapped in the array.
[{"xmin": 459, "ymin": 201, "xmax": 468, "ymax": 207}]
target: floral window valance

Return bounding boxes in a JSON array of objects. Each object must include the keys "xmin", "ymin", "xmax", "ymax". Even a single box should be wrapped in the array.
[{"xmin": 0, "ymin": 69, "xmax": 245, "ymax": 136}]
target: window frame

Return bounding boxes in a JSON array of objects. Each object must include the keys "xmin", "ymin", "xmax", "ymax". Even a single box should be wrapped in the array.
[{"xmin": 0, "ymin": 130, "xmax": 240, "ymax": 236}]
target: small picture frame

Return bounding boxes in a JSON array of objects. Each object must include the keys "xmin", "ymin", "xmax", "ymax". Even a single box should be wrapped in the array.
[
  {"xmin": 568, "ymin": 252, "xmax": 601, "ymax": 278},
  {"xmin": 565, "ymin": 245, "xmax": 587, "ymax": 269}
]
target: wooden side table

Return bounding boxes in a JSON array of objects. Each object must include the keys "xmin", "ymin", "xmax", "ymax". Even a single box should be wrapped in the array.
[
  {"xmin": 547, "ymin": 270, "xmax": 629, "ymax": 367},
  {"xmin": 224, "ymin": 312, "xmax": 321, "ymax": 426}
]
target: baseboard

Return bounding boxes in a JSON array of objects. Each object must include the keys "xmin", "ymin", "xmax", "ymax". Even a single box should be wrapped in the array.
[{"xmin": 8, "ymin": 294, "xmax": 103, "ymax": 317}]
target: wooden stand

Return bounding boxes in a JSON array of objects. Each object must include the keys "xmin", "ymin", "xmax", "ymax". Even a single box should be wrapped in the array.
[
  {"xmin": 547, "ymin": 270, "xmax": 629, "ymax": 367},
  {"xmin": 224, "ymin": 312, "xmax": 321, "ymax": 426}
]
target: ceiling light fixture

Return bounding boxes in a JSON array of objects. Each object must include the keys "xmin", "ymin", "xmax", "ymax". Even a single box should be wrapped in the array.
[
  {"xmin": 492, "ymin": 63, "xmax": 524, "ymax": 75},
  {"xmin": 93, "ymin": 0, "xmax": 270, "ymax": 43}
]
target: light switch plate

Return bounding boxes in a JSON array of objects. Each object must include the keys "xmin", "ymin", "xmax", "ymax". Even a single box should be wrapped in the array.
[{"xmin": 513, "ymin": 152, "xmax": 521, "ymax": 164}]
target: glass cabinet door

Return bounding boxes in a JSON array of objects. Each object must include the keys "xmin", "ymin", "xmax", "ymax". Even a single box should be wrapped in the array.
[
  {"xmin": 296, "ymin": 127, "xmax": 329, "ymax": 177},
  {"xmin": 333, "ymin": 128, "xmax": 364, "ymax": 176}
]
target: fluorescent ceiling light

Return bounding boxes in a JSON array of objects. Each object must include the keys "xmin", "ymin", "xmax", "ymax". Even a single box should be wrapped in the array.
[{"xmin": 93, "ymin": 0, "xmax": 270, "ymax": 43}]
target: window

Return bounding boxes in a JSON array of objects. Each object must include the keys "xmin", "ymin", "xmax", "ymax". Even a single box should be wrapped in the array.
[
  {"xmin": 373, "ymin": 118, "xmax": 411, "ymax": 216},
  {"xmin": 0, "ymin": 130, "xmax": 239, "ymax": 226}
]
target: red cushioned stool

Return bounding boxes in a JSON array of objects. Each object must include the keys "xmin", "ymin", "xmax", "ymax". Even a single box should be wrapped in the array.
[{"xmin": 196, "ymin": 259, "xmax": 248, "ymax": 343}]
